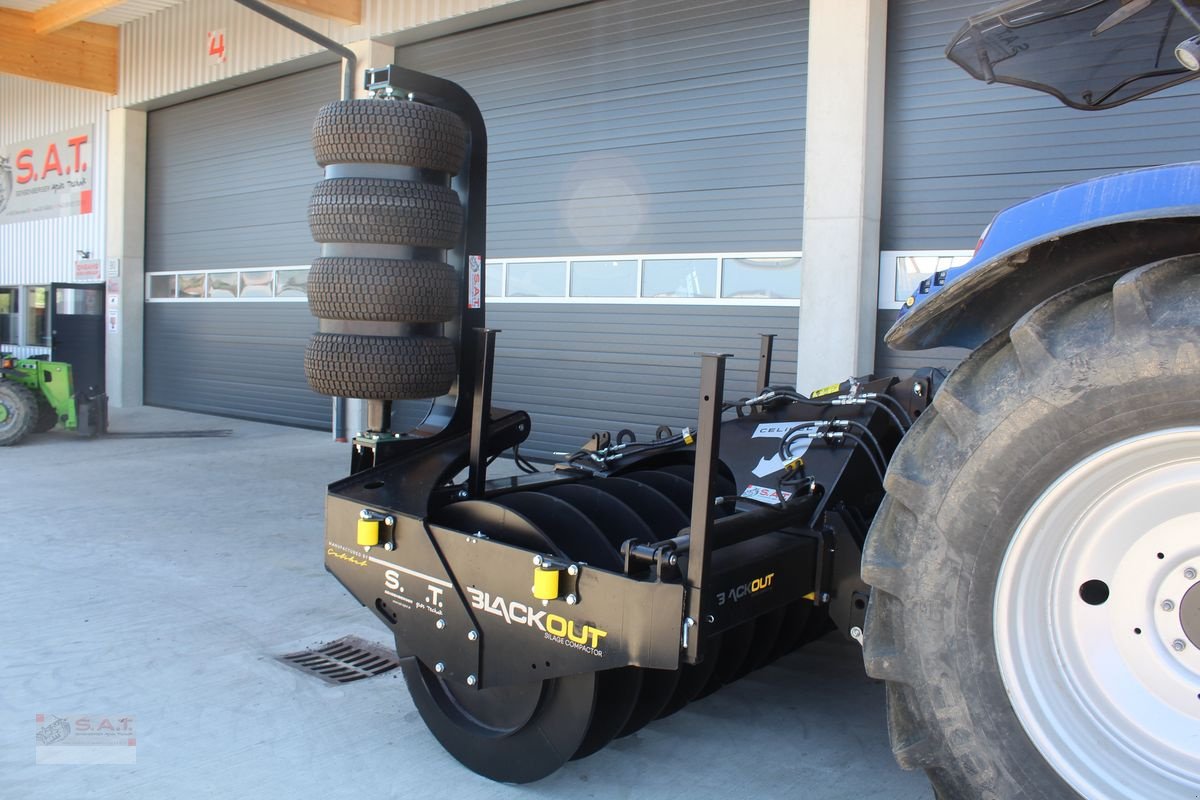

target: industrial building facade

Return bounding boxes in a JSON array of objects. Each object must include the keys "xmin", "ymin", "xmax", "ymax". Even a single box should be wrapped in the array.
[{"xmin": 2, "ymin": 0, "xmax": 1197, "ymax": 456}]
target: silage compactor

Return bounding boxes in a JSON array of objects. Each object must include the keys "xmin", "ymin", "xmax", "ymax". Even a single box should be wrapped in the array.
[
  {"xmin": 304, "ymin": 63, "xmax": 929, "ymax": 783},
  {"xmin": 301, "ymin": 2, "xmax": 1200, "ymax": 796}
]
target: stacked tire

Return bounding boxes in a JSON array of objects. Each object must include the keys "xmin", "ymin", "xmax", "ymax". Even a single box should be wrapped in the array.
[{"xmin": 303, "ymin": 99, "xmax": 469, "ymax": 401}]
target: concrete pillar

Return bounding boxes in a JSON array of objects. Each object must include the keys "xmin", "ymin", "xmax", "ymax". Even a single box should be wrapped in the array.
[
  {"xmin": 104, "ymin": 108, "xmax": 147, "ymax": 408},
  {"xmin": 796, "ymin": 0, "xmax": 888, "ymax": 392},
  {"xmin": 342, "ymin": 39, "xmax": 396, "ymax": 100}
]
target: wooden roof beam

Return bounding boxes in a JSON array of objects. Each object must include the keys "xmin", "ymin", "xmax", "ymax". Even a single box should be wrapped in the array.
[
  {"xmin": 269, "ymin": 0, "xmax": 362, "ymax": 26},
  {"xmin": 32, "ymin": 0, "xmax": 126, "ymax": 35},
  {"xmin": 0, "ymin": 9, "xmax": 118, "ymax": 94}
]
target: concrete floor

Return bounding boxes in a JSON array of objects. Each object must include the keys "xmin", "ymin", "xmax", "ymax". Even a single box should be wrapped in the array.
[{"xmin": 0, "ymin": 406, "xmax": 932, "ymax": 800}]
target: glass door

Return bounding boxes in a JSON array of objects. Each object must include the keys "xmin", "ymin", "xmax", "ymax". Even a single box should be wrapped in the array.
[{"xmin": 49, "ymin": 283, "xmax": 105, "ymax": 396}]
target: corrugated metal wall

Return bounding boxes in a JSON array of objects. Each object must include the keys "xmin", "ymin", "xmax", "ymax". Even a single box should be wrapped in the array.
[
  {"xmin": 488, "ymin": 304, "xmax": 799, "ymax": 458},
  {"xmin": 875, "ymin": 0, "xmax": 1200, "ymax": 377},
  {"xmin": 391, "ymin": 0, "xmax": 808, "ymax": 456},
  {"xmin": 0, "ymin": 76, "xmax": 107, "ymax": 286},
  {"xmin": 143, "ymin": 67, "xmax": 336, "ymax": 423},
  {"xmin": 399, "ymin": 0, "xmax": 808, "ymax": 256},
  {"xmin": 115, "ymin": 0, "xmax": 571, "ymax": 109},
  {"xmin": 117, "ymin": 0, "xmax": 344, "ymax": 108},
  {"xmin": 881, "ymin": 0, "xmax": 1200, "ymax": 251}
]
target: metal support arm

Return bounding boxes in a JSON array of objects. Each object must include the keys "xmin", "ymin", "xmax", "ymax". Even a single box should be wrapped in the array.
[
  {"xmin": 683, "ymin": 352, "xmax": 731, "ymax": 664},
  {"xmin": 230, "ymin": 0, "xmax": 357, "ymax": 100}
]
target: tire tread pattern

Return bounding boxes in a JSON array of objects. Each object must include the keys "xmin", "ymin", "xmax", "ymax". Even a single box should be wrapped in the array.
[
  {"xmin": 0, "ymin": 381, "xmax": 38, "ymax": 446},
  {"xmin": 307, "ymin": 257, "xmax": 457, "ymax": 323},
  {"xmin": 312, "ymin": 100, "xmax": 467, "ymax": 173},
  {"xmin": 862, "ymin": 254, "xmax": 1200, "ymax": 799},
  {"xmin": 304, "ymin": 333, "xmax": 456, "ymax": 400},
  {"xmin": 308, "ymin": 178, "xmax": 463, "ymax": 249}
]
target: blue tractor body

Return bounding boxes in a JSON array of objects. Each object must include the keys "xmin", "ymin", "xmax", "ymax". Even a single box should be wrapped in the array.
[{"xmin": 889, "ymin": 161, "xmax": 1200, "ymax": 352}]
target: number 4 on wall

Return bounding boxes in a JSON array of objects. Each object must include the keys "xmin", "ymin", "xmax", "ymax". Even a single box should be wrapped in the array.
[{"xmin": 207, "ymin": 30, "xmax": 227, "ymax": 64}]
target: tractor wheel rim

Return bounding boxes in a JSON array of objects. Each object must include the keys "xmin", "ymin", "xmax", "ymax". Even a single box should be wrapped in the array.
[
  {"xmin": 0, "ymin": 401, "xmax": 8, "ymax": 424},
  {"xmin": 996, "ymin": 427, "xmax": 1200, "ymax": 799}
]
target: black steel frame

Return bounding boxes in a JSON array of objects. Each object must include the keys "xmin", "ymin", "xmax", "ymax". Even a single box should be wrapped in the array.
[{"xmin": 295, "ymin": 48, "xmax": 934, "ymax": 694}]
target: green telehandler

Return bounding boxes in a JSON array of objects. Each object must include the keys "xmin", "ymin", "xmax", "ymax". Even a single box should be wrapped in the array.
[{"xmin": 0, "ymin": 353, "xmax": 106, "ymax": 446}]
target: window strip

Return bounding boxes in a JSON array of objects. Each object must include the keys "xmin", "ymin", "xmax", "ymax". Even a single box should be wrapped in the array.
[{"xmin": 144, "ymin": 252, "xmax": 805, "ymax": 306}]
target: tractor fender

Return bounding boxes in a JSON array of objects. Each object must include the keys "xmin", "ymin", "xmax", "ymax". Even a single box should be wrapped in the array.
[{"xmin": 886, "ymin": 161, "xmax": 1200, "ymax": 352}]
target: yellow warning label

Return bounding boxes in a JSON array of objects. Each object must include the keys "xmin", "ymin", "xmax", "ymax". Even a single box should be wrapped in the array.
[{"xmin": 810, "ymin": 382, "xmax": 842, "ymax": 399}]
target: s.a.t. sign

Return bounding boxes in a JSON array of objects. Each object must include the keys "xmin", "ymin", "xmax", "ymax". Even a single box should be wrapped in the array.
[{"xmin": 0, "ymin": 125, "xmax": 95, "ymax": 225}]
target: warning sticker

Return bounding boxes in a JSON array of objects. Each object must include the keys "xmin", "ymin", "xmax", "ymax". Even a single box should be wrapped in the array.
[{"xmin": 810, "ymin": 382, "xmax": 843, "ymax": 399}]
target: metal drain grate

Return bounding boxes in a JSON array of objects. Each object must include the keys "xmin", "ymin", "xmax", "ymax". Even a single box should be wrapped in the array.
[{"xmin": 277, "ymin": 636, "xmax": 400, "ymax": 685}]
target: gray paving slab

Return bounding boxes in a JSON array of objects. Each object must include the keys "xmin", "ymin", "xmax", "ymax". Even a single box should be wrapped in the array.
[{"xmin": 0, "ymin": 406, "xmax": 932, "ymax": 799}]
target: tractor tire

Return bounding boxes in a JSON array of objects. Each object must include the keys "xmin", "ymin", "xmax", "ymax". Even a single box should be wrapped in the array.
[
  {"xmin": 304, "ymin": 333, "xmax": 456, "ymax": 400},
  {"xmin": 0, "ymin": 381, "xmax": 38, "ymax": 446},
  {"xmin": 307, "ymin": 257, "xmax": 458, "ymax": 323},
  {"xmin": 308, "ymin": 178, "xmax": 463, "ymax": 249},
  {"xmin": 312, "ymin": 100, "xmax": 468, "ymax": 174},
  {"xmin": 862, "ymin": 254, "xmax": 1200, "ymax": 800},
  {"xmin": 33, "ymin": 398, "xmax": 59, "ymax": 433}
]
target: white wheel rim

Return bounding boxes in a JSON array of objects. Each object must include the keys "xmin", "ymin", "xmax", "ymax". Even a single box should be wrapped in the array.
[{"xmin": 996, "ymin": 428, "xmax": 1200, "ymax": 799}]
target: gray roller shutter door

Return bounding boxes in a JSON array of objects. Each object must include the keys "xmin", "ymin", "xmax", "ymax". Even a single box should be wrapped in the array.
[
  {"xmin": 876, "ymin": 0, "xmax": 1200, "ymax": 375},
  {"xmin": 400, "ymin": 0, "xmax": 807, "ymax": 457},
  {"xmin": 487, "ymin": 304, "xmax": 799, "ymax": 458},
  {"xmin": 400, "ymin": 0, "xmax": 807, "ymax": 256},
  {"xmin": 144, "ymin": 303, "xmax": 327, "ymax": 427},
  {"xmin": 144, "ymin": 65, "xmax": 338, "ymax": 426}
]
